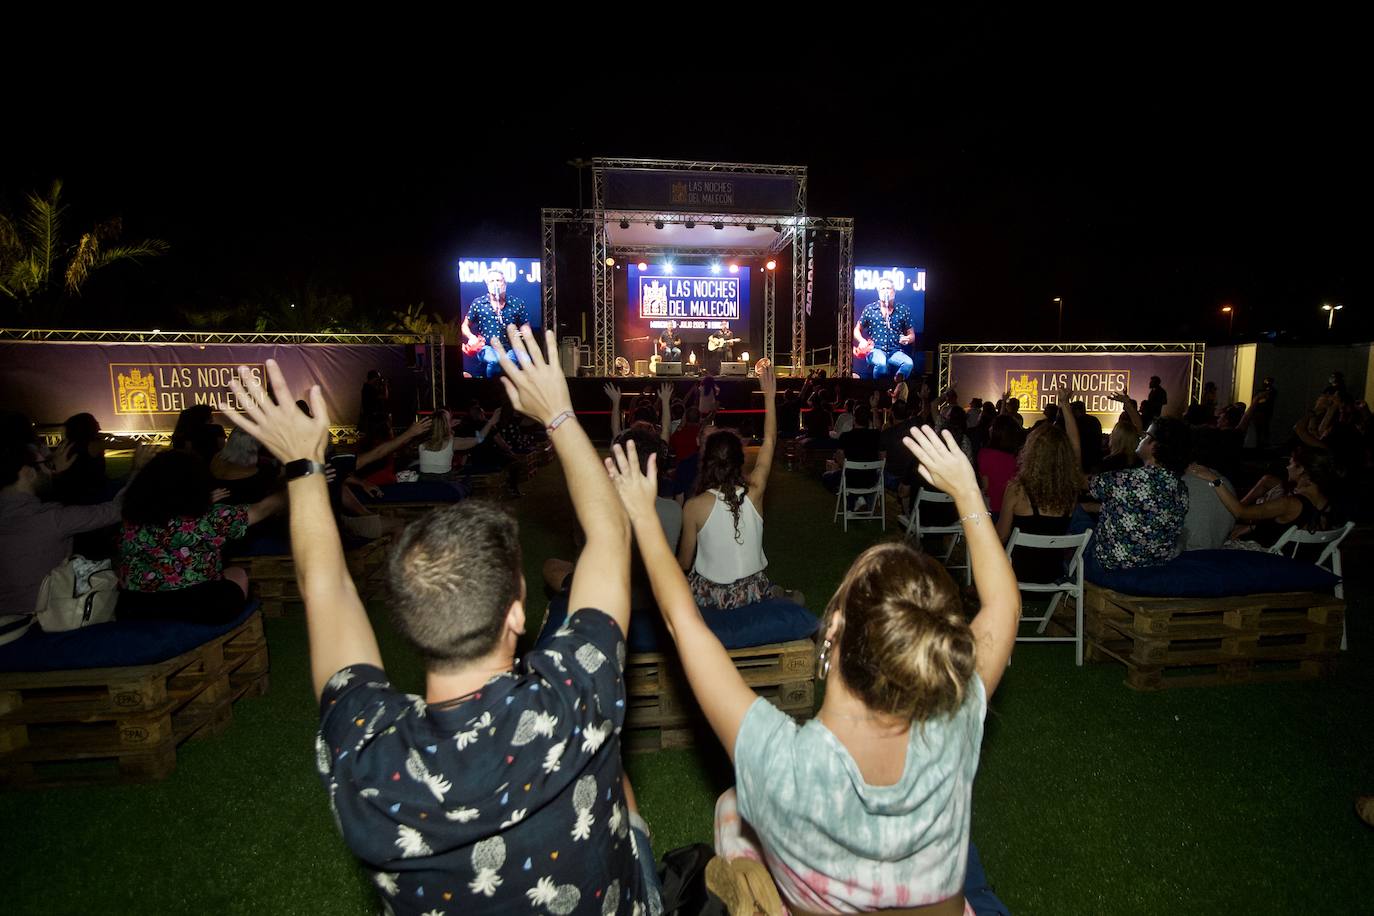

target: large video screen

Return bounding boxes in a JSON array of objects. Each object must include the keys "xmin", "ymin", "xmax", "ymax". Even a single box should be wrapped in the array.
[
  {"xmin": 624, "ymin": 263, "xmax": 753, "ymax": 366},
  {"xmin": 852, "ymin": 265, "xmax": 927, "ymax": 379},
  {"xmin": 456, "ymin": 257, "xmax": 543, "ymax": 378}
]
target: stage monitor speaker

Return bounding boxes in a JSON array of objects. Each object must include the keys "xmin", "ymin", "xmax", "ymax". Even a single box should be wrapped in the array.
[
  {"xmin": 634, "ymin": 359, "xmax": 650, "ymax": 376},
  {"xmin": 720, "ymin": 362, "xmax": 747, "ymax": 377},
  {"xmin": 653, "ymin": 361, "xmax": 683, "ymax": 376}
]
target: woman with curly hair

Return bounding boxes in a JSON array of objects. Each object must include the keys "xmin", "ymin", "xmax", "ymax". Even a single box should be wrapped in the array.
[
  {"xmin": 996, "ymin": 419, "xmax": 1085, "ymax": 583},
  {"xmin": 677, "ymin": 366, "xmax": 797, "ymax": 610}
]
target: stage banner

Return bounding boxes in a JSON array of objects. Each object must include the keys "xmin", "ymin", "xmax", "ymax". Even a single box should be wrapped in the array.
[
  {"xmin": 623, "ymin": 263, "xmax": 753, "ymax": 366},
  {"xmin": 852, "ymin": 265, "xmax": 928, "ymax": 378},
  {"xmin": 603, "ymin": 169, "xmax": 799, "ymax": 215},
  {"xmin": 944, "ymin": 348, "xmax": 1198, "ymax": 421},
  {"xmin": 0, "ymin": 341, "xmax": 414, "ymax": 435},
  {"xmin": 454, "ymin": 256, "xmax": 542, "ymax": 379}
]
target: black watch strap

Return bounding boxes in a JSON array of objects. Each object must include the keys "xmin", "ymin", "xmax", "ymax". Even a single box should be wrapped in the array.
[{"xmin": 284, "ymin": 459, "xmax": 328, "ymax": 481}]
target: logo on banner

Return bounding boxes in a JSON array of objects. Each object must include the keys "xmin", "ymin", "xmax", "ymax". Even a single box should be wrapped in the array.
[
  {"xmin": 110, "ymin": 363, "xmax": 265, "ymax": 415},
  {"xmin": 1007, "ymin": 374, "xmax": 1038, "ymax": 408},
  {"xmin": 117, "ymin": 369, "xmax": 158, "ymax": 413},
  {"xmin": 670, "ymin": 182, "xmax": 689, "ymax": 205},
  {"xmin": 643, "ymin": 280, "xmax": 669, "ymax": 315}
]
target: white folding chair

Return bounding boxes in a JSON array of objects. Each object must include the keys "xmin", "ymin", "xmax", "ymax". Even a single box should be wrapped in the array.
[
  {"xmin": 832, "ymin": 459, "xmax": 886, "ymax": 532},
  {"xmin": 899, "ymin": 487, "xmax": 970, "ymax": 583},
  {"xmin": 1007, "ymin": 528, "xmax": 1094, "ymax": 666},
  {"xmin": 1270, "ymin": 521, "xmax": 1355, "ymax": 650}
]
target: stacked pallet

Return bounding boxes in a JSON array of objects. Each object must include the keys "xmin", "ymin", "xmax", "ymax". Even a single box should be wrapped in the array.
[
  {"xmin": 232, "ymin": 536, "xmax": 390, "ymax": 616},
  {"xmin": 0, "ymin": 611, "xmax": 269, "ymax": 788},
  {"xmin": 1085, "ymin": 585, "xmax": 1344, "ymax": 690},
  {"xmin": 623, "ymin": 637, "xmax": 816, "ymax": 752}
]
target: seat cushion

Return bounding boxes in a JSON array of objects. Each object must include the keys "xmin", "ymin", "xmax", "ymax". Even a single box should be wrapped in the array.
[
  {"xmin": 1086, "ymin": 548, "xmax": 1340, "ymax": 597},
  {"xmin": 536, "ymin": 596, "xmax": 818, "ymax": 654}
]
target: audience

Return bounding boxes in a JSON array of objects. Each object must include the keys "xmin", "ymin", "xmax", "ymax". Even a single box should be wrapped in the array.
[
  {"xmin": 416, "ymin": 406, "xmax": 498, "ymax": 478},
  {"xmin": 995, "ymin": 418, "xmax": 1084, "ymax": 584},
  {"xmin": 825, "ymin": 402, "xmax": 882, "ymax": 500},
  {"xmin": 1190, "ymin": 447, "xmax": 1343, "ymax": 548},
  {"xmin": 116, "ymin": 450, "xmax": 285, "ymax": 622},
  {"xmin": 979, "ymin": 416, "xmax": 1023, "ymax": 516},
  {"xmin": 211, "ymin": 427, "xmax": 280, "ymax": 504}
]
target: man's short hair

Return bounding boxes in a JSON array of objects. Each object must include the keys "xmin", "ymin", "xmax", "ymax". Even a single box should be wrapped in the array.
[{"xmin": 388, "ymin": 504, "xmax": 523, "ymax": 670}]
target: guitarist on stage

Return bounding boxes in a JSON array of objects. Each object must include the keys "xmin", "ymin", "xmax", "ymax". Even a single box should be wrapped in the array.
[
  {"xmin": 853, "ymin": 277, "xmax": 915, "ymax": 381},
  {"xmin": 706, "ymin": 320, "xmax": 741, "ymax": 373},
  {"xmin": 658, "ymin": 320, "xmax": 682, "ymax": 361},
  {"xmin": 461, "ymin": 268, "xmax": 530, "ymax": 378}
]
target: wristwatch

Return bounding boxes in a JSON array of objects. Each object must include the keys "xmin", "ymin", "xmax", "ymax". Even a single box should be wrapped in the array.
[
  {"xmin": 1208, "ymin": 478, "xmax": 1223, "ymax": 488},
  {"xmin": 284, "ymin": 458, "xmax": 328, "ymax": 481}
]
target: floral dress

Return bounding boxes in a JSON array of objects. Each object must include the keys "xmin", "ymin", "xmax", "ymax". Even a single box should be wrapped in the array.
[{"xmin": 118, "ymin": 505, "xmax": 249, "ymax": 592}]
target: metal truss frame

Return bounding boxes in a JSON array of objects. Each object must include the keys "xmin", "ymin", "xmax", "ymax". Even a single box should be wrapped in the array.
[
  {"xmin": 938, "ymin": 341, "xmax": 1206, "ymax": 404},
  {"xmin": 591, "ymin": 158, "xmax": 808, "ymax": 215}
]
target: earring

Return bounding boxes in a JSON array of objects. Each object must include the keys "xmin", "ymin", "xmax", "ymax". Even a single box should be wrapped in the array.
[{"xmin": 816, "ymin": 638, "xmax": 833, "ymax": 681}]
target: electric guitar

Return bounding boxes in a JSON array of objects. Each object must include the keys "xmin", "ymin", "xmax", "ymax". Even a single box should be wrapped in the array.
[{"xmin": 707, "ymin": 335, "xmax": 741, "ymax": 352}]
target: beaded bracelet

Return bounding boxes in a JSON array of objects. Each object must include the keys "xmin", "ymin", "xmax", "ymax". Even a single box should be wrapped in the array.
[
  {"xmin": 546, "ymin": 409, "xmax": 576, "ymax": 433},
  {"xmin": 959, "ymin": 510, "xmax": 992, "ymax": 525}
]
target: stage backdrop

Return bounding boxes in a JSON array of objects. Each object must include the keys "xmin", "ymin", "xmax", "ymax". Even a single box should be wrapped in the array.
[
  {"xmin": 0, "ymin": 340, "xmax": 416, "ymax": 435},
  {"xmin": 624, "ymin": 263, "xmax": 752, "ymax": 366},
  {"xmin": 853, "ymin": 265, "xmax": 927, "ymax": 377},
  {"xmin": 454, "ymin": 257, "xmax": 543, "ymax": 378},
  {"xmin": 603, "ymin": 168, "xmax": 800, "ymax": 215},
  {"xmin": 941, "ymin": 344, "xmax": 1203, "ymax": 422}
]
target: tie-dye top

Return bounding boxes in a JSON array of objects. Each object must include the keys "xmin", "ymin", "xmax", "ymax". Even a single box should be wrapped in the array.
[{"xmin": 733, "ymin": 676, "xmax": 987, "ymax": 912}]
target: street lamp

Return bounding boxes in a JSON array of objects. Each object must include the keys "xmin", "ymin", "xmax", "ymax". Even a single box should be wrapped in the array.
[
  {"xmin": 1322, "ymin": 302, "xmax": 1343, "ymax": 330},
  {"xmin": 1053, "ymin": 297, "xmax": 1063, "ymax": 338},
  {"xmin": 1221, "ymin": 304, "xmax": 1234, "ymax": 335}
]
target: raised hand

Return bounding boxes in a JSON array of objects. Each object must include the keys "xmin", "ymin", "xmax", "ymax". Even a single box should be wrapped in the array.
[
  {"xmin": 224, "ymin": 360, "xmax": 331, "ymax": 464},
  {"xmin": 494, "ymin": 324, "xmax": 572, "ymax": 426},
  {"xmin": 902, "ymin": 425, "xmax": 979, "ymax": 500},
  {"xmin": 658, "ymin": 383, "xmax": 674, "ymax": 403},
  {"xmin": 603, "ymin": 383, "xmax": 622, "ymax": 404},
  {"xmin": 603, "ymin": 439, "xmax": 658, "ymax": 524},
  {"xmin": 403, "ymin": 417, "xmax": 434, "ymax": 440},
  {"xmin": 758, "ymin": 363, "xmax": 776, "ymax": 398}
]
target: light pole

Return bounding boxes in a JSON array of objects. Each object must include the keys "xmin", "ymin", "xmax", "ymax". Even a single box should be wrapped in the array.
[
  {"xmin": 1053, "ymin": 297, "xmax": 1063, "ymax": 338},
  {"xmin": 1322, "ymin": 302, "xmax": 1343, "ymax": 330},
  {"xmin": 1221, "ymin": 304, "xmax": 1234, "ymax": 336}
]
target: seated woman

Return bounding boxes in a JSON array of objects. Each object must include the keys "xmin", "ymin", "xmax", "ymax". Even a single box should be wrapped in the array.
[
  {"xmin": 1190, "ymin": 447, "xmax": 1344, "ymax": 549},
  {"xmin": 978, "ymin": 416, "xmax": 1023, "ymax": 517},
  {"xmin": 1096, "ymin": 408, "xmax": 1142, "ymax": 473},
  {"xmin": 678, "ymin": 367, "xmax": 798, "ymax": 609},
  {"xmin": 117, "ymin": 450, "xmax": 285, "ymax": 622},
  {"xmin": 996, "ymin": 419, "xmax": 1084, "ymax": 583},
  {"xmin": 416, "ymin": 407, "xmax": 498, "ymax": 478},
  {"xmin": 606, "ymin": 424, "xmax": 1018, "ymax": 915}
]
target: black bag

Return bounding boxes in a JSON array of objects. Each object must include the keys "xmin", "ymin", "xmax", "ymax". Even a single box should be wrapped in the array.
[{"xmin": 656, "ymin": 843, "xmax": 729, "ymax": 916}]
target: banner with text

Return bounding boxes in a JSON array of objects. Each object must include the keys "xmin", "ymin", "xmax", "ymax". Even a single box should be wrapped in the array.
[
  {"xmin": 0, "ymin": 341, "xmax": 416, "ymax": 434},
  {"xmin": 604, "ymin": 169, "xmax": 800, "ymax": 215},
  {"xmin": 944, "ymin": 349, "xmax": 1197, "ymax": 421}
]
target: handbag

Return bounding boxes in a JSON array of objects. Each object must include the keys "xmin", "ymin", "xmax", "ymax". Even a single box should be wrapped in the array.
[{"xmin": 35, "ymin": 556, "xmax": 120, "ymax": 632}]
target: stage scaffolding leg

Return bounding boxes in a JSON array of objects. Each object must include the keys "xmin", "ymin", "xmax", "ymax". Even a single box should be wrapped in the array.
[
  {"xmin": 791, "ymin": 229, "xmax": 806, "ymax": 375},
  {"xmin": 541, "ymin": 210, "xmax": 558, "ymax": 336},
  {"xmin": 592, "ymin": 221, "xmax": 611, "ymax": 375},
  {"xmin": 764, "ymin": 267, "xmax": 776, "ymax": 367},
  {"xmin": 837, "ymin": 225, "xmax": 854, "ymax": 378}
]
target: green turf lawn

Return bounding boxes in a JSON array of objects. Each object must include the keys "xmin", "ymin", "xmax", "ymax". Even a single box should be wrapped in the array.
[{"xmin": 3, "ymin": 460, "xmax": 1372, "ymax": 914}]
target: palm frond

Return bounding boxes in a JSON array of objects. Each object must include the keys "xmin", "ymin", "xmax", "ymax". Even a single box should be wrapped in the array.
[
  {"xmin": 0, "ymin": 211, "xmax": 22, "ymax": 260},
  {"xmin": 64, "ymin": 232, "xmax": 100, "ymax": 295},
  {"xmin": 22, "ymin": 180, "xmax": 64, "ymax": 283},
  {"xmin": 93, "ymin": 239, "xmax": 170, "ymax": 265}
]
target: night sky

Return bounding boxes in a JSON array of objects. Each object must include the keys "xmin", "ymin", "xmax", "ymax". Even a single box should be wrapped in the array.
[{"xmin": 8, "ymin": 26, "xmax": 1365, "ymax": 349}]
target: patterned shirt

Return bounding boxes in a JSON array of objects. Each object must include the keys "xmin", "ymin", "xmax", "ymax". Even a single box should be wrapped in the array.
[
  {"xmin": 1090, "ymin": 465, "xmax": 1189, "ymax": 569},
  {"xmin": 733, "ymin": 678, "xmax": 987, "ymax": 912},
  {"xmin": 317, "ymin": 609, "xmax": 652, "ymax": 916},
  {"xmin": 118, "ymin": 505, "xmax": 248, "ymax": 592},
  {"xmin": 466, "ymin": 295, "xmax": 531, "ymax": 351},
  {"xmin": 857, "ymin": 302, "xmax": 914, "ymax": 354}
]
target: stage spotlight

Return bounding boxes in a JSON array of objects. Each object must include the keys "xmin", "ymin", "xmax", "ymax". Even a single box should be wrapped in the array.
[
  {"xmin": 663, "ymin": 262, "xmax": 674, "ymax": 273},
  {"xmin": 711, "ymin": 262, "xmax": 722, "ymax": 274},
  {"xmin": 728, "ymin": 264, "xmax": 740, "ymax": 274},
  {"xmin": 685, "ymin": 220, "xmax": 696, "ymax": 229},
  {"xmin": 765, "ymin": 260, "xmax": 777, "ymax": 271},
  {"xmin": 604, "ymin": 257, "xmax": 615, "ymax": 267},
  {"xmin": 712, "ymin": 221, "xmax": 724, "ymax": 230},
  {"xmin": 745, "ymin": 223, "xmax": 755, "ymax": 231},
  {"xmin": 637, "ymin": 262, "xmax": 647, "ymax": 271},
  {"xmin": 619, "ymin": 219, "xmax": 629, "ymax": 229},
  {"xmin": 654, "ymin": 220, "xmax": 664, "ymax": 230}
]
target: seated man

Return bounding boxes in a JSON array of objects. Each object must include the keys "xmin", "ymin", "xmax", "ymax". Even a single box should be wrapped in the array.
[
  {"xmin": 0, "ymin": 435, "xmax": 152, "ymax": 637},
  {"xmin": 657, "ymin": 320, "xmax": 682, "ymax": 362},
  {"xmin": 222, "ymin": 330, "xmax": 661, "ymax": 916},
  {"xmin": 1089, "ymin": 400, "xmax": 1191, "ymax": 570}
]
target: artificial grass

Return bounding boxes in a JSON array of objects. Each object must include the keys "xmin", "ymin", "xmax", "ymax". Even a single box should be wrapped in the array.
[{"xmin": 2, "ymin": 461, "xmax": 1372, "ymax": 914}]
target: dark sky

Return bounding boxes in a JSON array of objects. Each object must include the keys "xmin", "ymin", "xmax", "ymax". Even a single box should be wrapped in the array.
[{"xmin": 9, "ymin": 24, "xmax": 1366, "ymax": 348}]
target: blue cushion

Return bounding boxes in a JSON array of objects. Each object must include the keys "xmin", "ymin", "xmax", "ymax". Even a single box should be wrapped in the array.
[
  {"xmin": 1086, "ymin": 548, "xmax": 1340, "ymax": 597},
  {"xmin": 0, "ymin": 602, "xmax": 261, "ymax": 673},
  {"xmin": 536, "ymin": 596, "xmax": 818, "ymax": 654},
  {"xmin": 231, "ymin": 532, "xmax": 293, "ymax": 557},
  {"xmin": 368, "ymin": 481, "xmax": 467, "ymax": 504}
]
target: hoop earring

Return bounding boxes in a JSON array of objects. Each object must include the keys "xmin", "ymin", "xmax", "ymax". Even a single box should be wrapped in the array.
[{"xmin": 816, "ymin": 638, "xmax": 833, "ymax": 681}]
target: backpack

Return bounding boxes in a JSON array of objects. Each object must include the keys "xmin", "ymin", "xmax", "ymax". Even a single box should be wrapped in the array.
[{"xmin": 35, "ymin": 556, "xmax": 119, "ymax": 633}]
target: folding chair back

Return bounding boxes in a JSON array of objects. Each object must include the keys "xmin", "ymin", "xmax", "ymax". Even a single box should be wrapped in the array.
[
  {"xmin": 832, "ymin": 459, "xmax": 886, "ymax": 531},
  {"xmin": 1007, "ymin": 527, "xmax": 1094, "ymax": 665}
]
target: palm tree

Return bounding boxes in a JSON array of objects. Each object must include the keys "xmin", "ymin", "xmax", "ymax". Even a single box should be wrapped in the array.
[{"xmin": 0, "ymin": 180, "xmax": 168, "ymax": 316}]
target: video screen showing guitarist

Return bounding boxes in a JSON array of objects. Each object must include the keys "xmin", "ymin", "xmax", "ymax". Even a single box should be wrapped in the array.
[
  {"xmin": 461, "ymin": 268, "xmax": 530, "ymax": 378},
  {"xmin": 658, "ymin": 320, "xmax": 683, "ymax": 361},
  {"xmin": 706, "ymin": 320, "xmax": 741, "ymax": 373},
  {"xmin": 853, "ymin": 277, "xmax": 915, "ymax": 381}
]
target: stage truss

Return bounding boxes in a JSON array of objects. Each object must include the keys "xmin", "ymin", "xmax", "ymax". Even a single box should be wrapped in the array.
[
  {"xmin": 541, "ymin": 159, "xmax": 854, "ymax": 376},
  {"xmin": 938, "ymin": 342, "xmax": 1206, "ymax": 405}
]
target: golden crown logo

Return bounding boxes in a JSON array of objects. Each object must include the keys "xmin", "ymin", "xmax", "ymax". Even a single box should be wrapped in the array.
[
  {"xmin": 117, "ymin": 368, "xmax": 157, "ymax": 413},
  {"xmin": 1007, "ymin": 373, "xmax": 1038, "ymax": 407},
  {"xmin": 669, "ymin": 181, "xmax": 689, "ymax": 205}
]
